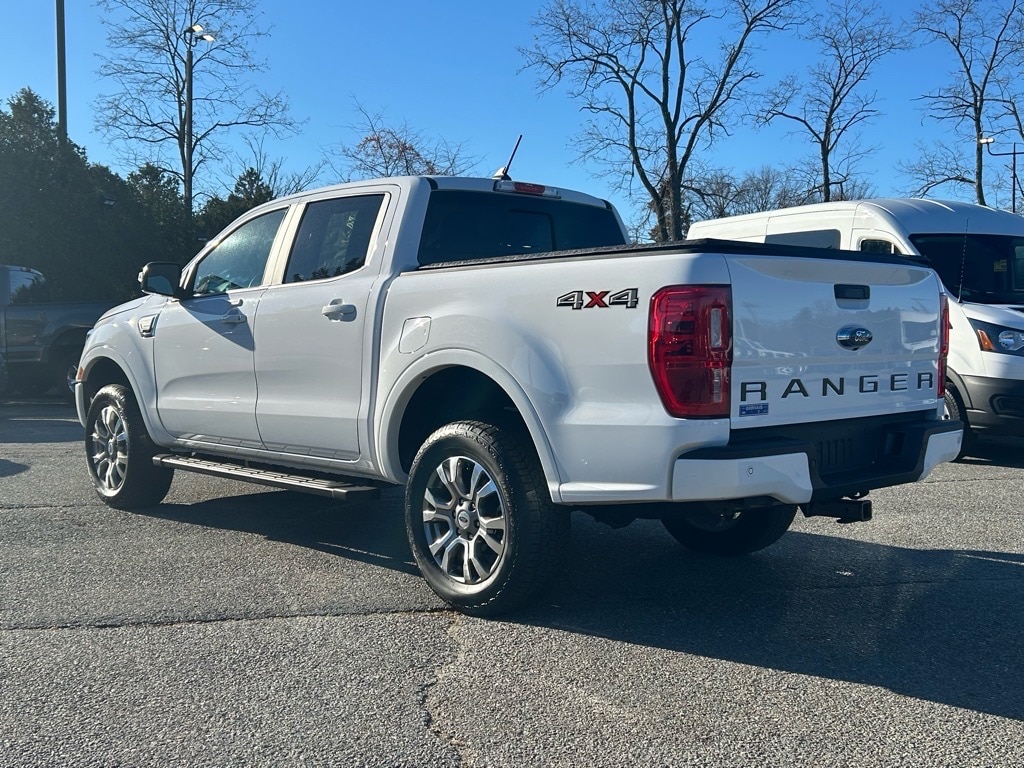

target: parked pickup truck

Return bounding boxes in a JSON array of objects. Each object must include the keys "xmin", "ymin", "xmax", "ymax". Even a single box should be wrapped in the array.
[
  {"xmin": 75, "ymin": 176, "xmax": 963, "ymax": 615},
  {"xmin": 1, "ymin": 265, "xmax": 113, "ymax": 398}
]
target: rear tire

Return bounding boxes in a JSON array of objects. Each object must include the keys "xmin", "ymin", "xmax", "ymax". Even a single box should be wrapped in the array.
[
  {"xmin": 405, "ymin": 420, "xmax": 568, "ymax": 616},
  {"xmin": 85, "ymin": 384, "xmax": 173, "ymax": 509},
  {"xmin": 662, "ymin": 504, "xmax": 796, "ymax": 556}
]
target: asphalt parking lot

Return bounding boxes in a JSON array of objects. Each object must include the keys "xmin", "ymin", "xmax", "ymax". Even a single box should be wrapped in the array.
[{"xmin": 1, "ymin": 398, "xmax": 1022, "ymax": 767}]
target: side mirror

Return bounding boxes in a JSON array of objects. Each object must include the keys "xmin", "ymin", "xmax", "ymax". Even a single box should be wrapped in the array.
[{"xmin": 139, "ymin": 262, "xmax": 186, "ymax": 298}]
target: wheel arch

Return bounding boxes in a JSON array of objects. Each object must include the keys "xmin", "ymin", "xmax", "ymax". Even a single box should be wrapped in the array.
[
  {"xmin": 79, "ymin": 351, "xmax": 168, "ymax": 444},
  {"xmin": 377, "ymin": 352, "xmax": 564, "ymax": 500},
  {"xmin": 946, "ymin": 367, "xmax": 971, "ymax": 411},
  {"xmin": 45, "ymin": 328, "xmax": 90, "ymax": 365}
]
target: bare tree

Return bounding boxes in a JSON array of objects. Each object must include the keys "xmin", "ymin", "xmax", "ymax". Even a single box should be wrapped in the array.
[
  {"xmin": 94, "ymin": 0, "xmax": 294, "ymax": 226},
  {"xmin": 905, "ymin": 0, "xmax": 1024, "ymax": 206},
  {"xmin": 678, "ymin": 161, "xmax": 868, "ymax": 230},
  {"xmin": 327, "ymin": 103, "xmax": 477, "ymax": 182},
  {"xmin": 521, "ymin": 0, "xmax": 802, "ymax": 242},
  {"xmin": 227, "ymin": 135, "xmax": 324, "ymax": 197},
  {"xmin": 757, "ymin": 0, "xmax": 901, "ymax": 201},
  {"xmin": 682, "ymin": 166, "xmax": 752, "ymax": 222},
  {"xmin": 732, "ymin": 164, "xmax": 830, "ymax": 211}
]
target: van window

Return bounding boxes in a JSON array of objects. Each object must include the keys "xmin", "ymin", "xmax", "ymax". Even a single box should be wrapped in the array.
[
  {"xmin": 911, "ymin": 233, "xmax": 1024, "ymax": 302},
  {"xmin": 764, "ymin": 229, "xmax": 840, "ymax": 249},
  {"xmin": 860, "ymin": 239, "xmax": 901, "ymax": 254},
  {"xmin": 417, "ymin": 190, "xmax": 626, "ymax": 266}
]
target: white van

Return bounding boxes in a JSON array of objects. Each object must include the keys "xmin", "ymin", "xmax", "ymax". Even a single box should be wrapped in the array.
[{"xmin": 687, "ymin": 198, "xmax": 1024, "ymax": 456}]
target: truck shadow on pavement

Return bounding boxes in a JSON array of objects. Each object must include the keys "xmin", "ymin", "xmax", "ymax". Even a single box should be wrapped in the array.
[
  {"xmin": 0, "ymin": 406, "xmax": 82, "ymax": 445},
  {"xmin": 959, "ymin": 435, "xmax": 1024, "ymax": 467},
  {"xmin": 0, "ymin": 459, "xmax": 29, "ymax": 477},
  {"xmin": 136, "ymin": 486, "xmax": 1023, "ymax": 722},
  {"xmin": 147, "ymin": 486, "xmax": 420, "ymax": 577},
  {"xmin": 526, "ymin": 516, "xmax": 1024, "ymax": 722}
]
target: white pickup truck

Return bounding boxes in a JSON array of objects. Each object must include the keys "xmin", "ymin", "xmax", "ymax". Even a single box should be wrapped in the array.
[{"xmin": 75, "ymin": 175, "xmax": 962, "ymax": 615}]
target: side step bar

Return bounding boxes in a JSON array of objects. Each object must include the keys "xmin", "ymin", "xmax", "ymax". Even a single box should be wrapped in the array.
[{"xmin": 153, "ymin": 454, "xmax": 381, "ymax": 501}]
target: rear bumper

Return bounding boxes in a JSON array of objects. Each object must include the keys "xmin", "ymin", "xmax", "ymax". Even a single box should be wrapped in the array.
[{"xmin": 671, "ymin": 416, "xmax": 962, "ymax": 504}]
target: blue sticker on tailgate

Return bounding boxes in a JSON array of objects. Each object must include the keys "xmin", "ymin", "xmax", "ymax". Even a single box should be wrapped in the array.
[{"xmin": 739, "ymin": 403, "xmax": 769, "ymax": 416}]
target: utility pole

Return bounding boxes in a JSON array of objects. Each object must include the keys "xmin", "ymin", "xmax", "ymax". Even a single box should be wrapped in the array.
[{"xmin": 56, "ymin": 0, "xmax": 67, "ymax": 143}]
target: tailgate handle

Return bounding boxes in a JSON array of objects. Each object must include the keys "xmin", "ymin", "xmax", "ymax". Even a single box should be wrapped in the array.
[{"xmin": 835, "ymin": 284, "xmax": 870, "ymax": 301}]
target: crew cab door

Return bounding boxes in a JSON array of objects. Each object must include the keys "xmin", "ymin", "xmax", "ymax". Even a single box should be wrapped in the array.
[
  {"xmin": 153, "ymin": 208, "xmax": 288, "ymax": 445},
  {"xmin": 253, "ymin": 191, "xmax": 389, "ymax": 460}
]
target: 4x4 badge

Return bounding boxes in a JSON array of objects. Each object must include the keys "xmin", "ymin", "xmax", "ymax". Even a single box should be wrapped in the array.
[{"xmin": 556, "ymin": 288, "xmax": 639, "ymax": 310}]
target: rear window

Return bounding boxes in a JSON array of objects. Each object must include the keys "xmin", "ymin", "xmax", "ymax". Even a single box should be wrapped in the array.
[{"xmin": 417, "ymin": 190, "xmax": 626, "ymax": 266}]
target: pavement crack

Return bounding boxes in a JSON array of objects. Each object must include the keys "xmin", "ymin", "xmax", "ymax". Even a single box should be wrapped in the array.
[
  {"xmin": 421, "ymin": 613, "xmax": 474, "ymax": 768},
  {"xmin": 0, "ymin": 606, "xmax": 453, "ymax": 633}
]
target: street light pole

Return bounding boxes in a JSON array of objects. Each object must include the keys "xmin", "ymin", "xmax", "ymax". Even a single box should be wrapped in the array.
[
  {"xmin": 181, "ymin": 23, "xmax": 215, "ymax": 234},
  {"xmin": 979, "ymin": 136, "xmax": 1023, "ymax": 214}
]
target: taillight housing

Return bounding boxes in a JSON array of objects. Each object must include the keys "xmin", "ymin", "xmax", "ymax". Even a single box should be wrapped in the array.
[
  {"xmin": 648, "ymin": 285, "xmax": 732, "ymax": 418},
  {"xmin": 938, "ymin": 292, "xmax": 949, "ymax": 398}
]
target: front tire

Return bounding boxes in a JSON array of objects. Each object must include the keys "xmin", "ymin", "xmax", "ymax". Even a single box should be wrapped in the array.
[
  {"xmin": 53, "ymin": 347, "xmax": 81, "ymax": 402},
  {"xmin": 662, "ymin": 504, "xmax": 796, "ymax": 556},
  {"xmin": 405, "ymin": 420, "xmax": 567, "ymax": 616},
  {"xmin": 942, "ymin": 387, "xmax": 973, "ymax": 460},
  {"xmin": 85, "ymin": 384, "xmax": 173, "ymax": 509}
]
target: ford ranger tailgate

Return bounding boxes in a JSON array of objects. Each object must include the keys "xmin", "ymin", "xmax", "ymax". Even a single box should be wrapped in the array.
[{"xmin": 727, "ymin": 252, "xmax": 942, "ymax": 428}]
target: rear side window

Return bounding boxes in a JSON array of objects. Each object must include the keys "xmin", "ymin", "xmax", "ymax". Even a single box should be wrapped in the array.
[
  {"xmin": 8, "ymin": 269, "xmax": 45, "ymax": 304},
  {"xmin": 286, "ymin": 194, "xmax": 385, "ymax": 283},
  {"xmin": 417, "ymin": 190, "xmax": 625, "ymax": 266}
]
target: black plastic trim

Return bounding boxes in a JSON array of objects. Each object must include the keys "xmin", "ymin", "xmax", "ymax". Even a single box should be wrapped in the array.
[
  {"xmin": 958, "ymin": 374, "xmax": 1024, "ymax": 435},
  {"xmin": 418, "ymin": 237, "xmax": 924, "ymax": 272},
  {"xmin": 683, "ymin": 415, "xmax": 962, "ymax": 501}
]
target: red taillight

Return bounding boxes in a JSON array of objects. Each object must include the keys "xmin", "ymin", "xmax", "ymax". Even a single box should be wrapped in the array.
[
  {"xmin": 648, "ymin": 285, "xmax": 732, "ymax": 418},
  {"xmin": 938, "ymin": 292, "xmax": 949, "ymax": 397}
]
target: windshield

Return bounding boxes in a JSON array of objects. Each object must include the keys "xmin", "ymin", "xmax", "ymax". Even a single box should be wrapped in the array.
[{"xmin": 910, "ymin": 233, "xmax": 1024, "ymax": 303}]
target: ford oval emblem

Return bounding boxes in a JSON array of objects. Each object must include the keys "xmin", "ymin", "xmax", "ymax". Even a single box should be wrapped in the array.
[{"xmin": 836, "ymin": 325, "xmax": 873, "ymax": 350}]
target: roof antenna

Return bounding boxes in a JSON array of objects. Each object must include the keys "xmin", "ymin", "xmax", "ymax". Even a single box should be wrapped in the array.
[{"xmin": 492, "ymin": 135, "xmax": 523, "ymax": 181}]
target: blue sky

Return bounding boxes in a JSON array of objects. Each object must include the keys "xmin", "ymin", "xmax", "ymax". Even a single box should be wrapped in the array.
[{"xmin": 0, "ymin": 1, "xmax": 992, "ymax": 222}]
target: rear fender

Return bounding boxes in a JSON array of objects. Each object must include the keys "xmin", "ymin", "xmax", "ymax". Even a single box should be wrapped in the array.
[{"xmin": 375, "ymin": 348, "xmax": 568, "ymax": 500}]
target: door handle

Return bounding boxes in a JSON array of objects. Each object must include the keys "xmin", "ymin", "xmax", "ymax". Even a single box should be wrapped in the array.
[
  {"xmin": 220, "ymin": 311, "xmax": 247, "ymax": 325},
  {"xmin": 322, "ymin": 299, "xmax": 357, "ymax": 321}
]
